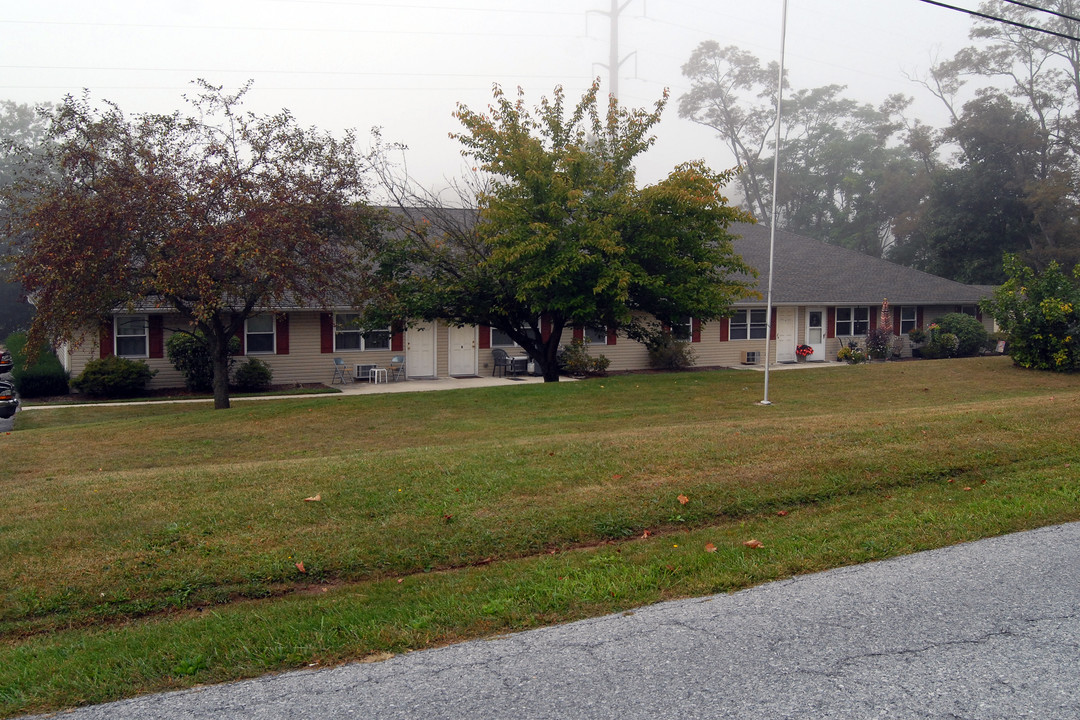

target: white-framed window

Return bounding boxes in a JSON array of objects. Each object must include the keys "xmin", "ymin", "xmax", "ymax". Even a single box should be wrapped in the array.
[
  {"xmin": 583, "ymin": 325, "xmax": 609, "ymax": 345},
  {"xmin": 492, "ymin": 321, "xmax": 540, "ymax": 347},
  {"xmin": 835, "ymin": 307, "xmax": 870, "ymax": 336},
  {"xmin": 899, "ymin": 306, "xmax": 917, "ymax": 334},
  {"xmin": 334, "ymin": 313, "xmax": 390, "ymax": 351},
  {"xmin": 115, "ymin": 315, "xmax": 148, "ymax": 357},
  {"xmin": 729, "ymin": 309, "xmax": 767, "ymax": 340},
  {"xmin": 960, "ymin": 305, "xmax": 978, "ymax": 317},
  {"xmin": 671, "ymin": 317, "xmax": 694, "ymax": 341},
  {"xmin": 245, "ymin": 314, "xmax": 276, "ymax": 354}
]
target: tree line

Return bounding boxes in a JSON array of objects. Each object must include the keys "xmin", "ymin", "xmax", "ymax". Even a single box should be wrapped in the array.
[{"xmin": 679, "ymin": 0, "xmax": 1080, "ymax": 284}]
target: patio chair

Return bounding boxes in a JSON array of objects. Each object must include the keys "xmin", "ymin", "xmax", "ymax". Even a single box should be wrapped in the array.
[
  {"xmin": 491, "ymin": 348, "xmax": 511, "ymax": 377},
  {"xmin": 332, "ymin": 357, "xmax": 350, "ymax": 385},
  {"xmin": 388, "ymin": 355, "xmax": 406, "ymax": 381}
]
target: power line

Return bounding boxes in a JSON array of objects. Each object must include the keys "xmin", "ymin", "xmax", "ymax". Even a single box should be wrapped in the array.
[
  {"xmin": 0, "ymin": 64, "xmax": 589, "ymax": 81},
  {"xmin": 999, "ymin": 0, "xmax": 1080, "ymax": 23},
  {"xmin": 0, "ymin": 18, "xmax": 569, "ymax": 40},
  {"xmin": 915, "ymin": 0, "xmax": 1080, "ymax": 42}
]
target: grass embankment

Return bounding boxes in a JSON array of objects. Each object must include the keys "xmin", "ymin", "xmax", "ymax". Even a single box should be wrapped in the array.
[{"xmin": 2, "ymin": 357, "xmax": 1078, "ymax": 716}]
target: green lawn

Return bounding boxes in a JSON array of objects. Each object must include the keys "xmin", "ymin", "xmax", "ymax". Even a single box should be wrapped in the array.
[{"xmin": 2, "ymin": 357, "xmax": 1078, "ymax": 716}]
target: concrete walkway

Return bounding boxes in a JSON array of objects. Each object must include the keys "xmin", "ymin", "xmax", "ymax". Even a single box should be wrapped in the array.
[
  {"xmin": 16, "ymin": 360, "xmax": 850, "ymax": 413},
  {"xmin": 15, "ymin": 373, "xmax": 555, "ymax": 411},
  {"xmin": 28, "ymin": 522, "xmax": 1080, "ymax": 719}
]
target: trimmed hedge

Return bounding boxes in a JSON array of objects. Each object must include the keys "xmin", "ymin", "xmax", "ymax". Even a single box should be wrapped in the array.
[
  {"xmin": 71, "ymin": 355, "xmax": 157, "ymax": 398},
  {"xmin": 232, "ymin": 358, "xmax": 273, "ymax": 393},
  {"xmin": 3, "ymin": 332, "xmax": 69, "ymax": 398}
]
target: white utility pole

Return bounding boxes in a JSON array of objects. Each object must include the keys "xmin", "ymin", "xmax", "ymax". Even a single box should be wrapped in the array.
[{"xmin": 761, "ymin": 0, "xmax": 788, "ymax": 407}]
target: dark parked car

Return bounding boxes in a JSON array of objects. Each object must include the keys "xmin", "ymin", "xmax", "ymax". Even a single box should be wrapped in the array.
[
  {"xmin": 0, "ymin": 380, "xmax": 17, "ymax": 420},
  {"xmin": 0, "ymin": 348, "xmax": 12, "ymax": 375}
]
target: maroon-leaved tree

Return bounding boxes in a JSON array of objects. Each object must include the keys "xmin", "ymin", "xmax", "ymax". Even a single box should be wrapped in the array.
[{"xmin": 3, "ymin": 81, "xmax": 382, "ymax": 408}]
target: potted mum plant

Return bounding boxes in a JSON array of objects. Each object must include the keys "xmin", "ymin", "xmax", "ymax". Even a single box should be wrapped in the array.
[{"xmin": 796, "ymin": 344, "xmax": 814, "ymax": 362}]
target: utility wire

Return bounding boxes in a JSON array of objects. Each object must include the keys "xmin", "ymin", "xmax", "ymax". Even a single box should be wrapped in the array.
[
  {"xmin": 916, "ymin": 0, "xmax": 1080, "ymax": 42},
  {"xmin": 999, "ymin": 0, "xmax": 1080, "ymax": 24}
]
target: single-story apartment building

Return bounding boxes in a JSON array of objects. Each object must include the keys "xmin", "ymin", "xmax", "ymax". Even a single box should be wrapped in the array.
[{"xmin": 60, "ymin": 222, "xmax": 994, "ymax": 388}]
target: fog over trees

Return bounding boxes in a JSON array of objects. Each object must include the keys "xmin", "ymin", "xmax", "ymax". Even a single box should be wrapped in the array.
[
  {"xmin": 681, "ymin": 0, "xmax": 1080, "ymax": 284},
  {"xmin": 5, "ymin": 0, "xmax": 1080, "ymax": 308}
]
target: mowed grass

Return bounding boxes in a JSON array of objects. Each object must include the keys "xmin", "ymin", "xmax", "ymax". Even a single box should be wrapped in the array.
[{"xmin": 2, "ymin": 357, "xmax": 1078, "ymax": 716}]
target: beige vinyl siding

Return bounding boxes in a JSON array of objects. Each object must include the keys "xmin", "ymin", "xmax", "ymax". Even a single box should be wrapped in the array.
[
  {"xmin": 278, "ymin": 312, "xmax": 401, "ymax": 385},
  {"xmin": 65, "ymin": 315, "xmax": 185, "ymax": 391}
]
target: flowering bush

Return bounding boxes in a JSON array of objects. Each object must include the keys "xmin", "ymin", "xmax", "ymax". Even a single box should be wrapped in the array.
[
  {"xmin": 920, "ymin": 323, "xmax": 960, "ymax": 359},
  {"xmin": 796, "ymin": 344, "xmax": 813, "ymax": 358},
  {"xmin": 837, "ymin": 344, "xmax": 867, "ymax": 364},
  {"xmin": 981, "ymin": 255, "xmax": 1080, "ymax": 371},
  {"xmin": 865, "ymin": 327, "xmax": 893, "ymax": 359}
]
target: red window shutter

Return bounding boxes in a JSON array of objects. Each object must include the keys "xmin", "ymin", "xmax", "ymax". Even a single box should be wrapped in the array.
[
  {"xmin": 391, "ymin": 322, "xmax": 404, "ymax": 352},
  {"xmin": 541, "ymin": 315, "xmax": 552, "ymax": 342},
  {"xmin": 573, "ymin": 326, "xmax": 584, "ymax": 342},
  {"xmin": 149, "ymin": 315, "xmax": 164, "ymax": 358},
  {"xmin": 691, "ymin": 318, "xmax": 701, "ymax": 343},
  {"xmin": 893, "ymin": 307, "xmax": 901, "ymax": 335},
  {"xmin": 478, "ymin": 325, "xmax": 491, "ymax": 349},
  {"xmin": 827, "ymin": 307, "xmax": 836, "ymax": 339},
  {"xmin": 870, "ymin": 307, "xmax": 878, "ymax": 332},
  {"xmin": 235, "ymin": 324, "xmax": 246, "ymax": 356},
  {"xmin": 100, "ymin": 321, "xmax": 114, "ymax": 359},
  {"xmin": 606, "ymin": 327, "xmax": 617, "ymax": 346},
  {"xmin": 769, "ymin": 308, "xmax": 777, "ymax": 341},
  {"xmin": 916, "ymin": 306, "xmax": 924, "ymax": 328},
  {"xmin": 275, "ymin": 314, "xmax": 290, "ymax": 355},
  {"xmin": 320, "ymin": 313, "xmax": 333, "ymax": 354},
  {"xmin": 717, "ymin": 317, "xmax": 730, "ymax": 342}
]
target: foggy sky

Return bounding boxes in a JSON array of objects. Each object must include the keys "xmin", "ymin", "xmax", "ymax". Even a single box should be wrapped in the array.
[{"xmin": 2, "ymin": 0, "xmax": 977, "ymax": 188}]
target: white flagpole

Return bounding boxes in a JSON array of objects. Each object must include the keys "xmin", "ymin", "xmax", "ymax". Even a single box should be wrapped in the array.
[{"xmin": 760, "ymin": 0, "xmax": 788, "ymax": 407}]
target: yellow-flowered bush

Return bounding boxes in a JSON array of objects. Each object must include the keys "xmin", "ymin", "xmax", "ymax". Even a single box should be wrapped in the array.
[{"xmin": 982, "ymin": 255, "xmax": 1080, "ymax": 372}]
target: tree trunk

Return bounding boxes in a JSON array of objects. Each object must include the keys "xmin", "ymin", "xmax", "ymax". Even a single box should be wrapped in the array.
[
  {"xmin": 540, "ymin": 333, "xmax": 562, "ymax": 382},
  {"xmin": 208, "ymin": 333, "xmax": 232, "ymax": 410}
]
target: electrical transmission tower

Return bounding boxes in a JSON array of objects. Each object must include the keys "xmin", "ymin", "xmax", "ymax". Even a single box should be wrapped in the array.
[{"xmin": 591, "ymin": 0, "xmax": 639, "ymax": 100}]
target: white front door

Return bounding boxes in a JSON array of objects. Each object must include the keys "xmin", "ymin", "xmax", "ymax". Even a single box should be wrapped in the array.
[
  {"xmin": 448, "ymin": 325, "xmax": 477, "ymax": 376},
  {"xmin": 775, "ymin": 307, "xmax": 797, "ymax": 362},
  {"xmin": 806, "ymin": 308, "xmax": 826, "ymax": 359},
  {"xmin": 406, "ymin": 321, "xmax": 436, "ymax": 378}
]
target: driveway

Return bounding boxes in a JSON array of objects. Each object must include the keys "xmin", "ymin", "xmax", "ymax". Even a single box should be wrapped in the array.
[{"xmin": 25, "ymin": 521, "xmax": 1080, "ymax": 720}]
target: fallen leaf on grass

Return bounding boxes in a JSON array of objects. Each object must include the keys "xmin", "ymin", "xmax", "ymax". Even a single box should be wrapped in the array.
[
  {"xmin": 963, "ymin": 487, "xmax": 972, "ymax": 491},
  {"xmin": 677, "ymin": 494, "xmax": 689, "ymax": 505},
  {"xmin": 304, "ymin": 494, "xmax": 321, "ymax": 502},
  {"xmin": 743, "ymin": 539, "xmax": 764, "ymax": 549},
  {"xmin": 612, "ymin": 474, "xmax": 623, "ymax": 480},
  {"xmin": 704, "ymin": 542, "xmax": 717, "ymax": 553},
  {"xmin": 641, "ymin": 530, "xmax": 651, "ymax": 539},
  {"xmin": 296, "ymin": 561, "xmax": 306, "ymax": 573},
  {"xmin": 776, "ymin": 510, "xmax": 788, "ymax": 516}
]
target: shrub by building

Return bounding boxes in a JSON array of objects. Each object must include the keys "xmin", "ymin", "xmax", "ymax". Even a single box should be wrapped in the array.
[{"xmin": 71, "ymin": 355, "xmax": 156, "ymax": 398}]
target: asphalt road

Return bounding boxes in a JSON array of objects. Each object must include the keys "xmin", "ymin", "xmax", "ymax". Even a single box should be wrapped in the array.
[{"xmin": 26, "ymin": 522, "xmax": 1080, "ymax": 720}]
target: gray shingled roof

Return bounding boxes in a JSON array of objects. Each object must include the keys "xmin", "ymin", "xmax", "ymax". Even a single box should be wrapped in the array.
[{"xmin": 729, "ymin": 222, "xmax": 991, "ymax": 306}]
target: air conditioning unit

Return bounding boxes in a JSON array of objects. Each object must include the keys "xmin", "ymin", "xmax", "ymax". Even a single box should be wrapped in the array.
[
  {"xmin": 355, "ymin": 363, "xmax": 376, "ymax": 380},
  {"xmin": 742, "ymin": 351, "xmax": 760, "ymax": 365}
]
